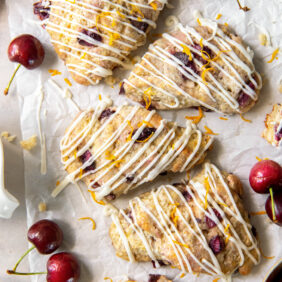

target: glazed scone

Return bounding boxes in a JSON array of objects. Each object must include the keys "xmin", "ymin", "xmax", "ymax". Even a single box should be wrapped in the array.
[
  {"xmin": 262, "ymin": 103, "xmax": 282, "ymax": 147},
  {"xmin": 109, "ymin": 163, "xmax": 260, "ymax": 279},
  {"xmin": 57, "ymin": 98, "xmax": 213, "ymax": 201},
  {"xmin": 33, "ymin": 0, "xmax": 167, "ymax": 85},
  {"xmin": 121, "ymin": 19, "xmax": 262, "ymax": 114}
]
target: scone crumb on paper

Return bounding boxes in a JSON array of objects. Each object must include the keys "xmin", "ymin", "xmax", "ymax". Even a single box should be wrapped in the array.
[
  {"xmin": 103, "ymin": 203, "xmax": 118, "ymax": 217},
  {"xmin": 259, "ymin": 33, "xmax": 267, "ymax": 46},
  {"xmin": 20, "ymin": 135, "xmax": 37, "ymax": 150},
  {"xmin": 105, "ymin": 76, "xmax": 117, "ymax": 87},
  {"xmin": 1, "ymin": 131, "xmax": 16, "ymax": 142},
  {"xmin": 38, "ymin": 201, "xmax": 47, "ymax": 212}
]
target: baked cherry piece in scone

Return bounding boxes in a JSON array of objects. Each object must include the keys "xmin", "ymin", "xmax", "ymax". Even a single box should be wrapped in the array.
[
  {"xmin": 109, "ymin": 163, "xmax": 260, "ymax": 279},
  {"xmin": 33, "ymin": 0, "xmax": 167, "ymax": 85},
  {"xmin": 58, "ymin": 98, "xmax": 213, "ymax": 201},
  {"xmin": 262, "ymin": 103, "xmax": 282, "ymax": 147},
  {"xmin": 121, "ymin": 19, "xmax": 262, "ymax": 114}
]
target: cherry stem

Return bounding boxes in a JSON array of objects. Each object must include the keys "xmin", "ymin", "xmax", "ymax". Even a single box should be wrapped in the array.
[
  {"xmin": 4, "ymin": 63, "xmax": 21, "ymax": 95},
  {"xmin": 7, "ymin": 270, "xmax": 47, "ymax": 276},
  {"xmin": 12, "ymin": 245, "xmax": 36, "ymax": 272},
  {"xmin": 269, "ymin": 188, "xmax": 276, "ymax": 221}
]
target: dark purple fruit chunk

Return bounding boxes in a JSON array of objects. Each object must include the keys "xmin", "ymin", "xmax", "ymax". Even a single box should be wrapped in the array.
[
  {"xmin": 237, "ymin": 81, "xmax": 255, "ymax": 108},
  {"xmin": 105, "ymin": 193, "xmax": 116, "ymax": 201},
  {"xmin": 33, "ymin": 1, "xmax": 50, "ymax": 21},
  {"xmin": 209, "ymin": 235, "xmax": 225, "ymax": 254},
  {"xmin": 119, "ymin": 82, "xmax": 125, "ymax": 95},
  {"xmin": 126, "ymin": 175, "xmax": 134, "ymax": 182},
  {"xmin": 148, "ymin": 274, "xmax": 161, "ymax": 282},
  {"xmin": 99, "ymin": 109, "xmax": 115, "ymax": 121},
  {"xmin": 274, "ymin": 124, "xmax": 282, "ymax": 142},
  {"xmin": 91, "ymin": 182, "xmax": 100, "ymax": 189},
  {"xmin": 79, "ymin": 150, "xmax": 96, "ymax": 172},
  {"xmin": 151, "ymin": 260, "xmax": 166, "ymax": 268},
  {"xmin": 129, "ymin": 19, "xmax": 149, "ymax": 32},
  {"xmin": 192, "ymin": 44, "xmax": 213, "ymax": 64},
  {"xmin": 265, "ymin": 191, "xmax": 282, "ymax": 226},
  {"xmin": 8, "ymin": 34, "xmax": 45, "ymax": 69},
  {"xmin": 27, "ymin": 219, "xmax": 63, "ymax": 254},
  {"xmin": 182, "ymin": 190, "xmax": 192, "ymax": 201},
  {"xmin": 205, "ymin": 208, "xmax": 222, "ymax": 229},
  {"xmin": 77, "ymin": 28, "xmax": 102, "ymax": 47},
  {"xmin": 47, "ymin": 252, "xmax": 80, "ymax": 282},
  {"xmin": 173, "ymin": 52, "xmax": 199, "ymax": 77},
  {"xmin": 140, "ymin": 100, "xmax": 156, "ymax": 111},
  {"xmin": 133, "ymin": 127, "xmax": 156, "ymax": 142}
]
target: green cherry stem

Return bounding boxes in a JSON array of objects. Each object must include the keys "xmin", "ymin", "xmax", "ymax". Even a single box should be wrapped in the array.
[
  {"xmin": 269, "ymin": 188, "xmax": 276, "ymax": 221},
  {"xmin": 12, "ymin": 245, "xmax": 36, "ymax": 272},
  {"xmin": 7, "ymin": 270, "xmax": 47, "ymax": 276},
  {"xmin": 4, "ymin": 63, "xmax": 21, "ymax": 95}
]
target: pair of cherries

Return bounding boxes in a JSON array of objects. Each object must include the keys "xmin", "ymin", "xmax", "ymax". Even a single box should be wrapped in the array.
[
  {"xmin": 249, "ymin": 160, "xmax": 282, "ymax": 226},
  {"xmin": 7, "ymin": 219, "xmax": 80, "ymax": 281}
]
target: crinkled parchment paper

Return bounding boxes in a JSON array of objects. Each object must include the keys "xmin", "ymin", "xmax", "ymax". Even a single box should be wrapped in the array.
[{"xmin": 6, "ymin": 0, "xmax": 282, "ymax": 281}]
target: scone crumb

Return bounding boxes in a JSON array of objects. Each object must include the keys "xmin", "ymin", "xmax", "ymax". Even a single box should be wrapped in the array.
[
  {"xmin": 165, "ymin": 15, "xmax": 179, "ymax": 27},
  {"xmin": 38, "ymin": 201, "xmax": 47, "ymax": 212},
  {"xmin": 105, "ymin": 76, "xmax": 117, "ymax": 87},
  {"xmin": 259, "ymin": 33, "xmax": 267, "ymax": 46},
  {"xmin": 20, "ymin": 135, "xmax": 37, "ymax": 150},
  {"xmin": 1, "ymin": 131, "xmax": 16, "ymax": 142}
]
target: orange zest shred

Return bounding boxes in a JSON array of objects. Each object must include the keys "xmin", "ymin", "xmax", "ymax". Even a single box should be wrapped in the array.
[
  {"xmin": 80, "ymin": 52, "xmax": 86, "ymax": 59},
  {"xmin": 99, "ymin": 94, "xmax": 102, "ymax": 101},
  {"xmin": 88, "ymin": 190, "xmax": 105, "ymax": 205},
  {"xmin": 224, "ymin": 22, "xmax": 228, "ymax": 27},
  {"xmin": 240, "ymin": 114, "xmax": 252, "ymax": 123},
  {"xmin": 64, "ymin": 78, "xmax": 72, "ymax": 87},
  {"xmin": 185, "ymin": 107, "xmax": 204, "ymax": 124},
  {"xmin": 201, "ymin": 67, "xmax": 214, "ymax": 85},
  {"xmin": 172, "ymin": 240, "xmax": 190, "ymax": 249},
  {"xmin": 267, "ymin": 48, "xmax": 279, "ymax": 63},
  {"xmin": 204, "ymin": 177, "xmax": 210, "ymax": 209},
  {"xmin": 126, "ymin": 120, "xmax": 134, "ymax": 142},
  {"xmin": 138, "ymin": 120, "xmax": 153, "ymax": 127},
  {"xmin": 150, "ymin": 2, "xmax": 158, "ymax": 10},
  {"xmin": 187, "ymin": 171, "xmax": 190, "ymax": 181},
  {"xmin": 197, "ymin": 18, "xmax": 202, "ymax": 26},
  {"xmin": 219, "ymin": 117, "xmax": 228, "ymax": 121},
  {"xmin": 79, "ymin": 168, "xmax": 83, "ymax": 179},
  {"xmin": 216, "ymin": 14, "xmax": 222, "ymax": 20},
  {"xmin": 250, "ymin": 210, "xmax": 266, "ymax": 216},
  {"xmin": 48, "ymin": 69, "xmax": 62, "ymax": 76},
  {"xmin": 213, "ymin": 278, "xmax": 220, "ymax": 282},
  {"xmin": 78, "ymin": 217, "xmax": 96, "ymax": 230},
  {"xmin": 116, "ymin": 10, "xmax": 125, "ymax": 19},
  {"xmin": 143, "ymin": 87, "xmax": 153, "ymax": 110},
  {"xmin": 180, "ymin": 44, "xmax": 192, "ymax": 61},
  {"xmin": 199, "ymin": 38, "xmax": 203, "ymax": 48},
  {"xmin": 180, "ymin": 273, "xmax": 186, "ymax": 278},
  {"xmin": 56, "ymin": 180, "xmax": 60, "ymax": 186},
  {"xmin": 109, "ymin": 32, "xmax": 120, "ymax": 46},
  {"xmin": 256, "ymin": 156, "xmax": 262, "ymax": 162},
  {"xmin": 218, "ymin": 202, "xmax": 228, "ymax": 208},
  {"xmin": 224, "ymin": 224, "xmax": 231, "ymax": 243},
  {"xmin": 204, "ymin": 126, "xmax": 219, "ymax": 135},
  {"xmin": 170, "ymin": 204, "xmax": 179, "ymax": 226},
  {"xmin": 104, "ymin": 278, "xmax": 113, "ymax": 282}
]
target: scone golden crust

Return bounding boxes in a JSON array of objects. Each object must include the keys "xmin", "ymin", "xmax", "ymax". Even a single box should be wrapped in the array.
[
  {"xmin": 59, "ymin": 98, "xmax": 213, "ymax": 200},
  {"xmin": 34, "ymin": 0, "xmax": 166, "ymax": 85},
  {"xmin": 109, "ymin": 163, "xmax": 260, "ymax": 279},
  {"xmin": 262, "ymin": 103, "xmax": 282, "ymax": 147},
  {"xmin": 121, "ymin": 20, "xmax": 261, "ymax": 114}
]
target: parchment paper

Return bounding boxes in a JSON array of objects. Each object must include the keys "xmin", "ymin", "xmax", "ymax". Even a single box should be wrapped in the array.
[{"xmin": 6, "ymin": 0, "xmax": 282, "ymax": 281}]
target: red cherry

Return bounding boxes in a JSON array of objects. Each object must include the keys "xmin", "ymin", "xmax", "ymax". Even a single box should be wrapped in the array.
[
  {"xmin": 47, "ymin": 252, "xmax": 80, "ymax": 282},
  {"xmin": 8, "ymin": 34, "xmax": 44, "ymax": 69},
  {"xmin": 265, "ymin": 191, "xmax": 282, "ymax": 226},
  {"xmin": 4, "ymin": 34, "xmax": 45, "ymax": 95},
  {"xmin": 28, "ymin": 219, "xmax": 63, "ymax": 254},
  {"xmin": 249, "ymin": 160, "xmax": 282, "ymax": 194}
]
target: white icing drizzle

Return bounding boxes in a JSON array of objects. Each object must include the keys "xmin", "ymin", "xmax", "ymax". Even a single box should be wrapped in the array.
[
  {"xmin": 113, "ymin": 163, "xmax": 260, "ymax": 280},
  {"xmin": 124, "ymin": 21, "xmax": 262, "ymax": 114},
  {"xmin": 54, "ymin": 98, "xmax": 211, "ymax": 199},
  {"xmin": 43, "ymin": 0, "xmax": 166, "ymax": 82},
  {"xmin": 37, "ymin": 86, "xmax": 47, "ymax": 175}
]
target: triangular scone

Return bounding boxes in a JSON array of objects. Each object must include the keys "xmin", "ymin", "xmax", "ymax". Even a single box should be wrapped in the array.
[
  {"xmin": 121, "ymin": 20, "xmax": 262, "ymax": 114},
  {"xmin": 262, "ymin": 103, "xmax": 282, "ymax": 147},
  {"xmin": 58, "ymin": 98, "xmax": 213, "ymax": 201},
  {"xmin": 109, "ymin": 163, "xmax": 260, "ymax": 278},
  {"xmin": 34, "ymin": 0, "xmax": 166, "ymax": 85}
]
